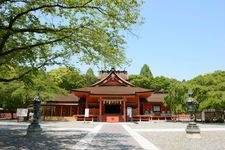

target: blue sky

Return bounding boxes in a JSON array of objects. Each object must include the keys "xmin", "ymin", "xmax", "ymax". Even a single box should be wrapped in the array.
[
  {"xmin": 124, "ymin": 0, "xmax": 225, "ymax": 80},
  {"xmin": 76, "ymin": 1, "xmax": 225, "ymax": 81}
]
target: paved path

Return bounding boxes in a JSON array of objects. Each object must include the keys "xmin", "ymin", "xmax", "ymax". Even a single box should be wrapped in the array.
[{"xmin": 84, "ymin": 124, "xmax": 145, "ymax": 150}]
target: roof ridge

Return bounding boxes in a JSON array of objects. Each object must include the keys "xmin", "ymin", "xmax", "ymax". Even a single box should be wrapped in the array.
[{"xmin": 91, "ymin": 69, "xmax": 135, "ymax": 87}]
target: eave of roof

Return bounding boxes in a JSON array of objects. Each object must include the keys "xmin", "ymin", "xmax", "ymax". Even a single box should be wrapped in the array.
[
  {"xmin": 48, "ymin": 94, "xmax": 80, "ymax": 102},
  {"xmin": 72, "ymin": 86, "xmax": 152, "ymax": 95},
  {"xmin": 147, "ymin": 93, "xmax": 167, "ymax": 102},
  {"xmin": 42, "ymin": 103, "xmax": 78, "ymax": 106}
]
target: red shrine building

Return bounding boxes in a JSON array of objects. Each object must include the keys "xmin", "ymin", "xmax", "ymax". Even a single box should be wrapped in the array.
[{"xmin": 42, "ymin": 68, "xmax": 172, "ymax": 122}]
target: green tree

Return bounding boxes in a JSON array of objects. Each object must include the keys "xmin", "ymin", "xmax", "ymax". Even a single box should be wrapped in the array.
[
  {"xmin": 48, "ymin": 67, "xmax": 85, "ymax": 90},
  {"xmin": 0, "ymin": 70, "xmax": 65, "ymax": 118},
  {"xmin": 188, "ymin": 71, "xmax": 225, "ymax": 111},
  {"xmin": 85, "ymin": 68, "xmax": 98, "ymax": 86},
  {"xmin": 31, "ymin": 70, "xmax": 66, "ymax": 100},
  {"xmin": 0, "ymin": 0, "xmax": 144, "ymax": 82},
  {"xmin": 0, "ymin": 81, "xmax": 24, "ymax": 118},
  {"xmin": 164, "ymin": 82, "xmax": 188, "ymax": 114},
  {"xmin": 150, "ymin": 76, "xmax": 178, "ymax": 92},
  {"xmin": 140, "ymin": 64, "xmax": 153, "ymax": 78},
  {"xmin": 128, "ymin": 75, "xmax": 151, "ymax": 89},
  {"xmin": 165, "ymin": 70, "xmax": 225, "ymax": 114},
  {"xmin": 198, "ymin": 91, "xmax": 225, "ymax": 110}
]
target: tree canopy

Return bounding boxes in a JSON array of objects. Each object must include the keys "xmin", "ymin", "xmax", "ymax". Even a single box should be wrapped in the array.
[
  {"xmin": 48, "ymin": 67, "xmax": 85, "ymax": 90},
  {"xmin": 164, "ymin": 70, "xmax": 225, "ymax": 114},
  {"xmin": 129, "ymin": 74, "xmax": 151, "ymax": 89},
  {"xmin": 140, "ymin": 64, "xmax": 153, "ymax": 78},
  {"xmin": 0, "ymin": 69, "xmax": 65, "ymax": 118},
  {"xmin": 0, "ymin": 0, "xmax": 143, "ymax": 82},
  {"xmin": 85, "ymin": 68, "xmax": 98, "ymax": 86},
  {"xmin": 164, "ymin": 82, "xmax": 188, "ymax": 114},
  {"xmin": 129, "ymin": 74, "xmax": 177, "ymax": 92},
  {"xmin": 188, "ymin": 71, "xmax": 225, "ymax": 110}
]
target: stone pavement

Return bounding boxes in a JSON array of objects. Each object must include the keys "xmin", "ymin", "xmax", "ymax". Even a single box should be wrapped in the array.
[
  {"xmin": 76, "ymin": 124, "xmax": 144, "ymax": 150},
  {"xmin": 0, "ymin": 120, "xmax": 225, "ymax": 150}
]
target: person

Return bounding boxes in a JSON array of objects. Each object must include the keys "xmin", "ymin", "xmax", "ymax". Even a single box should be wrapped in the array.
[{"xmin": 29, "ymin": 112, "xmax": 34, "ymax": 120}]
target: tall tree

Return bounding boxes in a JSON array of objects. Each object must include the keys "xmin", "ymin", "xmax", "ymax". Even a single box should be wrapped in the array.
[
  {"xmin": 48, "ymin": 67, "xmax": 85, "ymax": 90},
  {"xmin": 128, "ymin": 74, "xmax": 151, "ymax": 89},
  {"xmin": 0, "ymin": 0, "xmax": 143, "ymax": 82},
  {"xmin": 150, "ymin": 76, "xmax": 178, "ymax": 92},
  {"xmin": 164, "ymin": 82, "xmax": 188, "ymax": 114},
  {"xmin": 140, "ymin": 64, "xmax": 153, "ymax": 78},
  {"xmin": 188, "ymin": 71, "xmax": 225, "ymax": 111},
  {"xmin": 164, "ymin": 70, "xmax": 225, "ymax": 114},
  {"xmin": 0, "ymin": 70, "xmax": 64, "ymax": 118},
  {"xmin": 85, "ymin": 68, "xmax": 98, "ymax": 86}
]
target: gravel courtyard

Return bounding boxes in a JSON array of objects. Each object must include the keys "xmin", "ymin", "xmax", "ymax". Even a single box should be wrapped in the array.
[
  {"xmin": 0, "ymin": 120, "xmax": 224, "ymax": 150},
  {"xmin": 131, "ymin": 121, "xmax": 225, "ymax": 150}
]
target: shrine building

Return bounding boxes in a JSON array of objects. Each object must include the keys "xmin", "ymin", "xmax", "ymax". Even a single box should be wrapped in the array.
[{"xmin": 42, "ymin": 68, "xmax": 172, "ymax": 122}]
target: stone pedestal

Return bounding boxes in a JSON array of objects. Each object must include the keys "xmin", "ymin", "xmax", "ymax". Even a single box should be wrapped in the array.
[
  {"xmin": 27, "ymin": 122, "xmax": 42, "ymax": 136},
  {"xmin": 186, "ymin": 122, "xmax": 201, "ymax": 138}
]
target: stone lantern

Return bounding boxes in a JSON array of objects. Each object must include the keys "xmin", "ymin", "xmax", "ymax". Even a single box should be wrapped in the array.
[
  {"xmin": 185, "ymin": 90, "xmax": 200, "ymax": 138},
  {"xmin": 27, "ymin": 90, "xmax": 42, "ymax": 136}
]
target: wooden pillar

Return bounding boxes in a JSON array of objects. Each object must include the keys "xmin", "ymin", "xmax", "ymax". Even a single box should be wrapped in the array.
[
  {"xmin": 99, "ymin": 98, "xmax": 102, "ymax": 121},
  {"xmin": 77, "ymin": 105, "xmax": 79, "ymax": 115},
  {"xmin": 123, "ymin": 99, "xmax": 126, "ymax": 122},
  {"xmin": 51, "ymin": 106, "xmax": 53, "ymax": 117},
  {"xmin": 70, "ymin": 105, "xmax": 72, "ymax": 116},
  {"xmin": 60, "ymin": 106, "xmax": 63, "ymax": 117},
  {"xmin": 137, "ymin": 96, "xmax": 140, "ymax": 115},
  {"xmin": 86, "ymin": 96, "xmax": 89, "ymax": 108},
  {"xmin": 42, "ymin": 106, "xmax": 45, "ymax": 121},
  {"xmin": 120, "ymin": 100, "xmax": 123, "ymax": 115}
]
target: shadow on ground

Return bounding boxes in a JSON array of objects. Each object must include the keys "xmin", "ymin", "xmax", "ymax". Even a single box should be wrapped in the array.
[{"xmin": 0, "ymin": 130, "xmax": 88, "ymax": 150}]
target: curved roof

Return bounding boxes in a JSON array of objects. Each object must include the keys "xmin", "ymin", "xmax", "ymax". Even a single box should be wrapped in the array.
[
  {"xmin": 91, "ymin": 68, "xmax": 134, "ymax": 87},
  {"xmin": 72, "ymin": 68, "xmax": 153, "ymax": 97}
]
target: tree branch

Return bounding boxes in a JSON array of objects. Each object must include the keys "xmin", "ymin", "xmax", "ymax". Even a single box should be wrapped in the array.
[
  {"xmin": 12, "ymin": 27, "xmax": 67, "ymax": 33},
  {"xmin": 0, "ymin": 1, "xmax": 107, "ymax": 52},
  {"xmin": 0, "ymin": 55, "xmax": 62, "ymax": 82},
  {"xmin": 10, "ymin": 2, "xmax": 106, "ymax": 27},
  {"xmin": 0, "ymin": 65, "xmax": 43, "ymax": 82},
  {"xmin": 0, "ymin": 34, "xmax": 72, "ymax": 58}
]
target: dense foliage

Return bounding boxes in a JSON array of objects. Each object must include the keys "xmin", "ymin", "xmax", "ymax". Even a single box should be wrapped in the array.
[
  {"xmin": 0, "ymin": 0, "xmax": 143, "ymax": 82},
  {"xmin": 129, "ymin": 64, "xmax": 225, "ymax": 114},
  {"xmin": 188, "ymin": 71, "xmax": 225, "ymax": 111},
  {"xmin": 0, "ymin": 69, "xmax": 65, "ymax": 118},
  {"xmin": 129, "ymin": 64, "xmax": 178, "ymax": 92},
  {"xmin": 0, "ymin": 67, "xmax": 97, "ymax": 116},
  {"xmin": 164, "ymin": 71, "xmax": 225, "ymax": 114},
  {"xmin": 48, "ymin": 67, "xmax": 85, "ymax": 91}
]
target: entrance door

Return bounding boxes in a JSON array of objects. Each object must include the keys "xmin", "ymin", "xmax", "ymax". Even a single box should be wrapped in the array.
[
  {"xmin": 104, "ymin": 104, "xmax": 121, "ymax": 122},
  {"xmin": 105, "ymin": 104, "xmax": 121, "ymax": 114}
]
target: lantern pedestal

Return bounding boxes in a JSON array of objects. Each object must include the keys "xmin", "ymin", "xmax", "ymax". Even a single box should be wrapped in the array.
[
  {"xmin": 186, "ymin": 122, "xmax": 201, "ymax": 138},
  {"xmin": 27, "ymin": 122, "xmax": 42, "ymax": 136}
]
